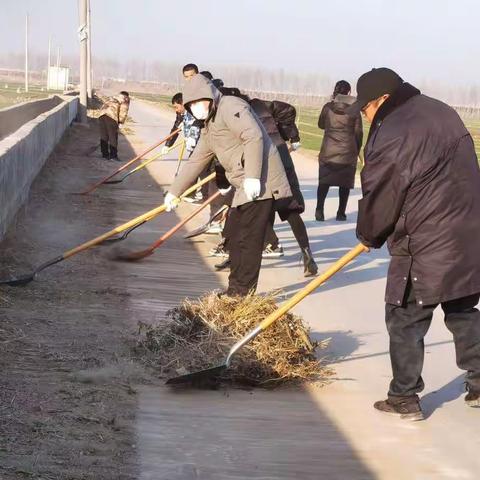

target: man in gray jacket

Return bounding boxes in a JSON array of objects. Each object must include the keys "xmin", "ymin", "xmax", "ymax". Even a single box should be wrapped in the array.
[{"xmin": 165, "ymin": 75, "xmax": 292, "ymax": 296}]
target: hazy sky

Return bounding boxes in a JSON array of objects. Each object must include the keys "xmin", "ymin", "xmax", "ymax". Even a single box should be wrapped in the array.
[{"xmin": 1, "ymin": 0, "xmax": 479, "ymax": 85}]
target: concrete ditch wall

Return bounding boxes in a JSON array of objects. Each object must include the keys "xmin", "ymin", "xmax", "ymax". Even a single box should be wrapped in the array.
[
  {"xmin": 0, "ymin": 96, "xmax": 64, "ymax": 141},
  {"xmin": 0, "ymin": 96, "xmax": 78, "ymax": 239}
]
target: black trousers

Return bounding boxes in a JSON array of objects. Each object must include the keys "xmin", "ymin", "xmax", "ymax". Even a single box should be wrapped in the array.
[
  {"xmin": 227, "ymin": 199, "xmax": 274, "ymax": 296},
  {"xmin": 316, "ymin": 185, "xmax": 350, "ymax": 215},
  {"xmin": 264, "ymin": 210, "xmax": 310, "ymax": 251},
  {"xmin": 99, "ymin": 115, "xmax": 118, "ymax": 148},
  {"xmin": 386, "ymin": 279, "xmax": 480, "ymax": 397}
]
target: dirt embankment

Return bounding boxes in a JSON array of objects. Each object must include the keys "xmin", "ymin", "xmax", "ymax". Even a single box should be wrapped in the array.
[{"xmin": 0, "ymin": 120, "xmax": 153, "ymax": 479}]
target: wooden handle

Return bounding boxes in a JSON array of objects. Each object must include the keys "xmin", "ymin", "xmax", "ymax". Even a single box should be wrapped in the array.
[
  {"xmin": 150, "ymin": 191, "xmax": 222, "ymax": 249},
  {"xmin": 258, "ymin": 243, "xmax": 369, "ymax": 332},
  {"xmin": 82, "ymin": 129, "xmax": 181, "ymax": 194},
  {"xmin": 63, "ymin": 172, "xmax": 216, "ymax": 259},
  {"xmin": 130, "ymin": 140, "xmax": 183, "ymax": 175}
]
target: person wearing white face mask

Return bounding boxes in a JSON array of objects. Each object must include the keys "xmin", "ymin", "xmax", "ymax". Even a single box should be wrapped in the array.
[{"xmin": 165, "ymin": 75, "xmax": 292, "ymax": 297}]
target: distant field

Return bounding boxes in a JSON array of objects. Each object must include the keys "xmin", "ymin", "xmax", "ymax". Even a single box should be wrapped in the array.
[
  {"xmin": 298, "ymin": 105, "xmax": 480, "ymax": 159},
  {"xmin": 0, "ymin": 82, "xmax": 63, "ymax": 109},
  {"xmin": 131, "ymin": 91, "xmax": 480, "ymax": 159}
]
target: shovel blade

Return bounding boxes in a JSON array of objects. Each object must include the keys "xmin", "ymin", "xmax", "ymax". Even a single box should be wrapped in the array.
[
  {"xmin": 113, "ymin": 248, "xmax": 154, "ymax": 262},
  {"xmin": 183, "ymin": 225, "xmax": 209, "ymax": 239},
  {"xmin": 103, "ymin": 179, "xmax": 124, "ymax": 185},
  {"xmin": 0, "ymin": 273, "xmax": 35, "ymax": 287},
  {"xmin": 166, "ymin": 365, "xmax": 227, "ymax": 386}
]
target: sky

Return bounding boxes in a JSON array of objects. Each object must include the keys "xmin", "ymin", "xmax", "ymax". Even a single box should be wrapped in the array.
[{"xmin": 1, "ymin": 0, "xmax": 479, "ymax": 86}]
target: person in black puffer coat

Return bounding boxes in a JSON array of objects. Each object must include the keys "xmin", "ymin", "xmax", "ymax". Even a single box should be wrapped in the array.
[
  {"xmin": 214, "ymin": 92, "xmax": 317, "ymax": 277},
  {"xmin": 316, "ymin": 81, "xmax": 363, "ymax": 221}
]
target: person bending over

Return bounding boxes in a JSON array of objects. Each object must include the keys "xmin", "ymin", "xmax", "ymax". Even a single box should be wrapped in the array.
[{"xmin": 98, "ymin": 91, "xmax": 130, "ymax": 161}]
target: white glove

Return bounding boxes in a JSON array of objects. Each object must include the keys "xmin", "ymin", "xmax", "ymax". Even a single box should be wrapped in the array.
[
  {"xmin": 219, "ymin": 186, "xmax": 232, "ymax": 196},
  {"xmin": 161, "ymin": 146, "xmax": 170, "ymax": 155},
  {"xmin": 186, "ymin": 137, "xmax": 196, "ymax": 152},
  {"xmin": 243, "ymin": 178, "xmax": 261, "ymax": 201},
  {"xmin": 164, "ymin": 192, "xmax": 179, "ymax": 212},
  {"xmin": 290, "ymin": 141, "xmax": 301, "ymax": 151}
]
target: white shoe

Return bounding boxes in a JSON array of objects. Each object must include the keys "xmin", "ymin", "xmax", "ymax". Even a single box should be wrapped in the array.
[
  {"xmin": 183, "ymin": 196, "xmax": 200, "ymax": 204},
  {"xmin": 262, "ymin": 244, "xmax": 284, "ymax": 258},
  {"xmin": 208, "ymin": 245, "xmax": 228, "ymax": 257},
  {"xmin": 205, "ymin": 222, "xmax": 223, "ymax": 234}
]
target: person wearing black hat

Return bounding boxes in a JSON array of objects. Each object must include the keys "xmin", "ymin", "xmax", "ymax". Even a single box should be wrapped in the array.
[{"xmin": 353, "ymin": 67, "xmax": 480, "ymax": 420}]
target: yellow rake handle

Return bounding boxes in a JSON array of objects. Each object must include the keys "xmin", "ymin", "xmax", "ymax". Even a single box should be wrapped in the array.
[
  {"xmin": 63, "ymin": 172, "xmax": 216, "ymax": 259},
  {"xmin": 130, "ymin": 141, "xmax": 184, "ymax": 175},
  {"xmin": 178, "ymin": 141, "xmax": 186, "ymax": 161},
  {"xmin": 258, "ymin": 243, "xmax": 370, "ymax": 332}
]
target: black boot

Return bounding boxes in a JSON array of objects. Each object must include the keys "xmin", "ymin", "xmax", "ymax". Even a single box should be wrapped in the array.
[
  {"xmin": 100, "ymin": 140, "xmax": 109, "ymax": 159},
  {"xmin": 302, "ymin": 247, "xmax": 318, "ymax": 277},
  {"xmin": 336, "ymin": 212, "xmax": 347, "ymax": 221},
  {"xmin": 109, "ymin": 146, "xmax": 120, "ymax": 161},
  {"xmin": 315, "ymin": 210, "xmax": 325, "ymax": 222}
]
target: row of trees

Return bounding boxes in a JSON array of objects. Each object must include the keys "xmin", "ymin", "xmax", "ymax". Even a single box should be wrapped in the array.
[{"xmin": 1, "ymin": 53, "xmax": 479, "ymax": 110}]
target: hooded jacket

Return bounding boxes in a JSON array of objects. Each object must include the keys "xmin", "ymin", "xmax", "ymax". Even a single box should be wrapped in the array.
[
  {"xmin": 318, "ymin": 94, "xmax": 363, "ymax": 166},
  {"xmin": 168, "ymin": 75, "xmax": 292, "ymax": 207},
  {"xmin": 357, "ymin": 83, "xmax": 480, "ymax": 306}
]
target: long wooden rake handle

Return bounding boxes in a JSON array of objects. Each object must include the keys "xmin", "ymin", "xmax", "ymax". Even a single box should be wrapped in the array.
[
  {"xmin": 149, "ymin": 191, "xmax": 222, "ymax": 249},
  {"xmin": 226, "ymin": 243, "xmax": 370, "ymax": 365},
  {"xmin": 80, "ymin": 129, "xmax": 181, "ymax": 194},
  {"xmin": 63, "ymin": 172, "xmax": 216, "ymax": 259},
  {"xmin": 174, "ymin": 141, "xmax": 186, "ymax": 177},
  {"xmin": 129, "ymin": 140, "xmax": 184, "ymax": 176},
  {"xmin": 119, "ymin": 191, "xmax": 223, "ymax": 261}
]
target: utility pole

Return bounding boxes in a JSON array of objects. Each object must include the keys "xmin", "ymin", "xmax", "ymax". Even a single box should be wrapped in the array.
[
  {"xmin": 86, "ymin": 0, "xmax": 92, "ymax": 98},
  {"xmin": 25, "ymin": 14, "xmax": 29, "ymax": 93},
  {"xmin": 78, "ymin": 0, "xmax": 88, "ymax": 123},
  {"xmin": 47, "ymin": 36, "xmax": 51, "ymax": 90}
]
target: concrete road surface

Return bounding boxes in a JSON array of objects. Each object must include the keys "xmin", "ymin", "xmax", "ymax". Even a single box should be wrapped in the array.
[{"xmin": 127, "ymin": 98, "xmax": 480, "ymax": 480}]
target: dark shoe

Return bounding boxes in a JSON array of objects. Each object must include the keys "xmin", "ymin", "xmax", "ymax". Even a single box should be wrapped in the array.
[
  {"xmin": 374, "ymin": 396, "xmax": 424, "ymax": 421},
  {"xmin": 100, "ymin": 140, "xmax": 109, "ymax": 159},
  {"xmin": 109, "ymin": 146, "xmax": 120, "ymax": 161},
  {"xmin": 315, "ymin": 211, "xmax": 325, "ymax": 222},
  {"xmin": 336, "ymin": 212, "xmax": 347, "ymax": 221},
  {"xmin": 215, "ymin": 258, "xmax": 231, "ymax": 271},
  {"xmin": 465, "ymin": 388, "xmax": 480, "ymax": 407},
  {"xmin": 302, "ymin": 247, "xmax": 318, "ymax": 277}
]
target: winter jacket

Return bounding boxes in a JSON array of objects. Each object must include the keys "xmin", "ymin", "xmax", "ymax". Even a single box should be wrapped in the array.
[
  {"xmin": 265, "ymin": 100, "xmax": 300, "ymax": 143},
  {"xmin": 99, "ymin": 97, "xmax": 130, "ymax": 124},
  {"xmin": 165, "ymin": 111, "xmax": 202, "ymax": 148},
  {"xmin": 357, "ymin": 82, "xmax": 480, "ymax": 306},
  {"xmin": 318, "ymin": 94, "xmax": 362, "ymax": 166},
  {"xmin": 169, "ymin": 75, "xmax": 292, "ymax": 208},
  {"xmin": 249, "ymin": 98, "xmax": 304, "ymax": 212}
]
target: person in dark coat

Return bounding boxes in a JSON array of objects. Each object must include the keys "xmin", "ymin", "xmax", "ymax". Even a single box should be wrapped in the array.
[
  {"xmin": 350, "ymin": 67, "xmax": 480, "ymax": 420},
  {"xmin": 211, "ymin": 91, "xmax": 317, "ymax": 277},
  {"xmin": 249, "ymin": 98, "xmax": 317, "ymax": 276},
  {"xmin": 316, "ymin": 81, "xmax": 363, "ymax": 221}
]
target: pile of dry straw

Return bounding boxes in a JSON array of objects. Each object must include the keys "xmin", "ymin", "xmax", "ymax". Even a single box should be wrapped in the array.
[{"xmin": 136, "ymin": 292, "xmax": 332, "ymax": 386}]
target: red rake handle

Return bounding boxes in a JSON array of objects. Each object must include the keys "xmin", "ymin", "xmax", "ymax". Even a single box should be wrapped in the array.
[
  {"xmin": 148, "ymin": 191, "xmax": 222, "ymax": 251},
  {"xmin": 81, "ymin": 129, "xmax": 181, "ymax": 195}
]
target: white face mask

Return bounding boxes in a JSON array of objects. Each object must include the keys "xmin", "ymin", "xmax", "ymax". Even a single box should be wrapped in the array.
[{"xmin": 190, "ymin": 102, "xmax": 210, "ymax": 120}]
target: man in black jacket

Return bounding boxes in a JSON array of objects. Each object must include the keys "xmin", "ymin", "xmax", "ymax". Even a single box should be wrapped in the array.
[{"xmin": 349, "ymin": 68, "xmax": 480, "ymax": 421}]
